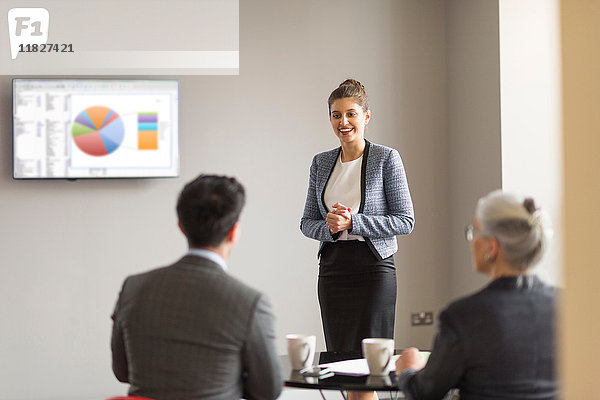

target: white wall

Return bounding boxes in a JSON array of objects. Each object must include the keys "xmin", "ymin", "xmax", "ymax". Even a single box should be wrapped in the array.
[
  {"xmin": 0, "ymin": 1, "xmax": 454, "ymax": 399},
  {"xmin": 386, "ymin": 1, "xmax": 450, "ymax": 350},
  {"xmin": 499, "ymin": 0, "xmax": 563, "ymax": 286},
  {"xmin": 445, "ymin": 0, "xmax": 503, "ymax": 299},
  {"xmin": 444, "ymin": 0, "xmax": 562, "ymax": 312}
]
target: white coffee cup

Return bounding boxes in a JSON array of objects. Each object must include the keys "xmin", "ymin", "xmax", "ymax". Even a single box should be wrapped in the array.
[
  {"xmin": 286, "ymin": 334, "xmax": 316, "ymax": 370},
  {"xmin": 362, "ymin": 338, "xmax": 394, "ymax": 376}
]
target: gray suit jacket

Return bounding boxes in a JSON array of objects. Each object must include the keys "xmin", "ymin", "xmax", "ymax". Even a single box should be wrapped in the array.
[
  {"xmin": 111, "ymin": 255, "xmax": 283, "ymax": 400},
  {"xmin": 300, "ymin": 140, "xmax": 414, "ymax": 260},
  {"xmin": 398, "ymin": 276, "xmax": 559, "ymax": 400}
]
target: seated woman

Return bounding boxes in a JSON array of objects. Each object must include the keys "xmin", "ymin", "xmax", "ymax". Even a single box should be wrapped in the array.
[{"xmin": 396, "ymin": 190, "xmax": 559, "ymax": 400}]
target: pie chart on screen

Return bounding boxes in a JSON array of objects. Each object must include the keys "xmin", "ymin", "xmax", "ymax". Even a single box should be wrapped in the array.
[{"xmin": 71, "ymin": 106, "xmax": 125, "ymax": 156}]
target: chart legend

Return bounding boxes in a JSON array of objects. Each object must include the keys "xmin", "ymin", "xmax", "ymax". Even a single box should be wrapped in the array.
[{"xmin": 138, "ymin": 112, "xmax": 158, "ymax": 150}]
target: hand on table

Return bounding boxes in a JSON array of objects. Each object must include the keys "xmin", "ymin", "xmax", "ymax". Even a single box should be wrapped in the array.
[
  {"xmin": 396, "ymin": 347, "xmax": 427, "ymax": 373},
  {"xmin": 327, "ymin": 203, "xmax": 352, "ymax": 234}
]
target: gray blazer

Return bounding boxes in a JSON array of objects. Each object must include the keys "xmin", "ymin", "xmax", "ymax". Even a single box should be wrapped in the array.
[
  {"xmin": 398, "ymin": 276, "xmax": 559, "ymax": 400},
  {"xmin": 300, "ymin": 140, "xmax": 414, "ymax": 260},
  {"xmin": 111, "ymin": 255, "xmax": 283, "ymax": 400}
]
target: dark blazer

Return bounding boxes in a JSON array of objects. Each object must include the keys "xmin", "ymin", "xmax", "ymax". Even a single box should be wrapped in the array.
[
  {"xmin": 111, "ymin": 255, "xmax": 283, "ymax": 400},
  {"xmin": 398, "ymin": 275, "xmax": 559, "ymax": 400},
  {"xmin": 300, "ymin": 140, "xmax": 414, "ymax": 260}
]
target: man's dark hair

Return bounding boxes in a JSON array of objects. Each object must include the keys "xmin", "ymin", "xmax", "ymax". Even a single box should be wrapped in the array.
[{"xmin": 176, "ymin": 175, "xmax": 245, "ymax": 248}]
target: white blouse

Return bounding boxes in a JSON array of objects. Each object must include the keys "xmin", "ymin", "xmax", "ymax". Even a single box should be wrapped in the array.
[{"xmin": 323, "ymin": 153, "xmax": 364, "ymax": 241}]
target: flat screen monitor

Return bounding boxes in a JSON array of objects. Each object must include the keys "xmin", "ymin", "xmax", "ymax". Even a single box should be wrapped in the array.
[{"xmin": 13, "ymin": 79, "xmax": 179, "ymax": 179}]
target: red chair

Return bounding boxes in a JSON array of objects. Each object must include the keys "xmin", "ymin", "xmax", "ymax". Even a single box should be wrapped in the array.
[{"xmin": 105, "ymin": 397, "xmax": 155, "ymax": 400}]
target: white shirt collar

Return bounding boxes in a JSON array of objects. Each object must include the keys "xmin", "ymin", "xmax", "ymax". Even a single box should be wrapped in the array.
[{"xmin": 186, "ymin": 248, "xmax": 228, "ymax": 271}]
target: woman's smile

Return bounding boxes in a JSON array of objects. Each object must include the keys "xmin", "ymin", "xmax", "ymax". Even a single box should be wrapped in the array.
[{"xmin": 330, "ymin": 97, "xmax": 370, "ymax": 144}]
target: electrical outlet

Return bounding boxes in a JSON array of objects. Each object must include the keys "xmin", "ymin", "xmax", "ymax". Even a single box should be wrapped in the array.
[{"xmin": 411, "ymin": 311, "xmax": 434, "ymax": 326}]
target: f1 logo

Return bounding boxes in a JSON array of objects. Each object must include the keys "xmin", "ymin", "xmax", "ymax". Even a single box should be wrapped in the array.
[{"xmin": 7, "ymin": 8, "xmax": 49, "ymax": 59}]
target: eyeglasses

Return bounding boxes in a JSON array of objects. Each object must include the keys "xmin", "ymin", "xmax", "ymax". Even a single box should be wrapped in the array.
[{"xmin": 464, "ymin": 224, "xmax": 489, "ymax": 242}]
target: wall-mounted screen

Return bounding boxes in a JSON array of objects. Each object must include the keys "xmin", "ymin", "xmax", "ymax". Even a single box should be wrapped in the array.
[{"xmin": 13, "ymin": 79, "xmax": 179, "ymax": 179}]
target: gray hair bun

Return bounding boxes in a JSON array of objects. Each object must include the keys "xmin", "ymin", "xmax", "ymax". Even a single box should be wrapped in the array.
[
  {"xmin": 476, "ymin": 190, "xmax": 552, "ymax": 271},
  {"xmin": 523, "ymin": 197, "xmax": 549, "ymax": 235},
  {"xmin": 523, "ymin": 198, "xmax": 537, "ymax": 214}
]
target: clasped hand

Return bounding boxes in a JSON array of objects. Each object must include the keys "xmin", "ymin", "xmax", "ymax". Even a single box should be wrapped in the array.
[{"xmin": 326, "ymin": 203, "xmax": 352, "ymax": 234}]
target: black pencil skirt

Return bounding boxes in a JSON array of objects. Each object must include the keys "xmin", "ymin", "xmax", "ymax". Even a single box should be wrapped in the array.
[{"xmin": 318, "ymin": 241, "xmax": 397, "ymax": 352}]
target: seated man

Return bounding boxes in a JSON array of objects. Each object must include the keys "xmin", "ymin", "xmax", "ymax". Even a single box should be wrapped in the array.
[
  {"xmin": 396, "ymin": 190, "xmax": 559, "ymax": 400},
  {"xmin": 111, "ymin": 175, "xmax": 283, "ymax": 400}
]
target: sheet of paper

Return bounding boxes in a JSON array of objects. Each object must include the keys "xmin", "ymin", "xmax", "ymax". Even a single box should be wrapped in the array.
[
  {"xmin": 319, "ymin": 356, "xmax": 400, "ymax": 376},
  {"xmin": 318, "ymin": 358, "xmax": 372, "ymax": 376},
  {"xmin": 318, "ymin": 352, "xmax": 430, "ymax": 376}
]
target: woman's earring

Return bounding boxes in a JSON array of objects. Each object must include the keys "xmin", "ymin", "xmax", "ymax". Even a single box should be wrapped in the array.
[{"xmin": 485, "ymin": 253, "xmax": 492, "ymax": 262}]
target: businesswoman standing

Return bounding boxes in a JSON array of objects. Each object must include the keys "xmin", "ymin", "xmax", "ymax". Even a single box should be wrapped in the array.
[{"xmin": 300, "ymin": 79, "xmax": 415, "ymax": 352}]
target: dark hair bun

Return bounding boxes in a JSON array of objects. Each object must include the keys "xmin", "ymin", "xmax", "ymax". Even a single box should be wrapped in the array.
[
  {"xmin": 339, "ymin": 78, "xmax": 364, "ymax": 90},
  {"xmin": 328, "ymin": 78, "xmax": 370, "ymax": 112}
]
